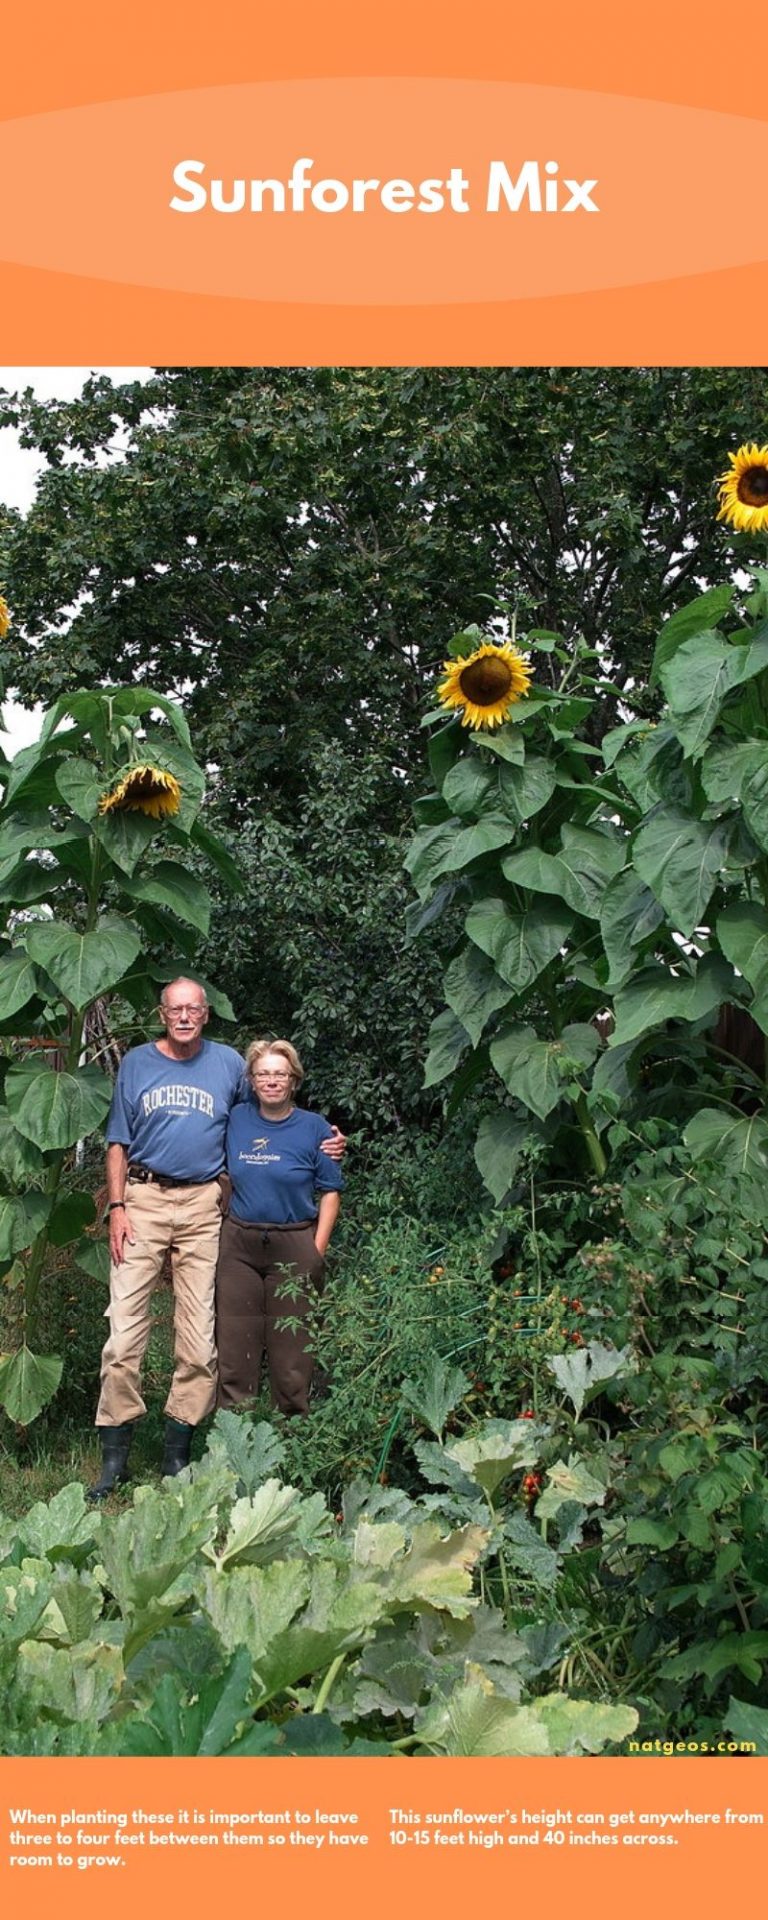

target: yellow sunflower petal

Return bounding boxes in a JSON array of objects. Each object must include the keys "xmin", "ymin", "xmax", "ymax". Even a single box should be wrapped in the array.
[
  {"xmin": 437, "ymin": 641, "xmax": 532, "ymax": 730},
  {"xmin": 99, "ymin": 764, "xmax": 182, "ymax": 818},
  {"xmin": 717, "ymin": 441, "xmax": 768, "ymax": 533}
]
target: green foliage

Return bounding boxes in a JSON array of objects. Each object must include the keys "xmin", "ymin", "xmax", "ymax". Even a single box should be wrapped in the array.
[
  {"xmin": 0, "ymin": 686, "xmax": 240, "ymax": 1421},
  {"xmin": 0, "ymin": 1418, "xmax": 638, "ymax": 1757},
  {"xmin": 409, "ymin": 568, "xmax": 768, "ymax": 1204}
]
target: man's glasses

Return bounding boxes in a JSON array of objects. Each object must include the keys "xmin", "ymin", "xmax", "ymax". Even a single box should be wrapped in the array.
[{"xmin": 162, "ymin": 1005, "xmax": 206, "ymax": 1019}]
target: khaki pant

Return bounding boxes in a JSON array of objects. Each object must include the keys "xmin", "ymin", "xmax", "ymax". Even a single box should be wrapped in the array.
[
  {"xmin": 215, "ymin": 1217, "xmax": 324, "ymax": 1415},
  {"xmin": 95, "ymin": 1178, "xmax": 223, "ymax": 1427}
]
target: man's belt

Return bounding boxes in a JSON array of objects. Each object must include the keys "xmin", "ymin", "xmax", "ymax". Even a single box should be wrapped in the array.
[{"xmin": 127, "ymin": 1163, "xmax": 219, "ymax": 1190}]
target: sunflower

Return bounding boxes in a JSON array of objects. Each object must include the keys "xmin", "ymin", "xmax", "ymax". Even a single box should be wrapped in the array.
[
  {"xmin": 437, "ymin": 640, "xmax": 532, "ymax": 730},
  {"xmin": 717, "ymin": 442, "xmax": 768, "ymax": 533},
  {"xmin": 99, "ymin": 763, "xmax": 182, "ymax": 819},
  {"xmin": 0, "ymin": 596, "xmax": 11, "ymax": 640}
]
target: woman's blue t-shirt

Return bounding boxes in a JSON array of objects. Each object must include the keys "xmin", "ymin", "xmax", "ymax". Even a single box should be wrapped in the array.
[{"xmin": 226, "ymin": 1098, "xmax": 345, "ymax": 1223}]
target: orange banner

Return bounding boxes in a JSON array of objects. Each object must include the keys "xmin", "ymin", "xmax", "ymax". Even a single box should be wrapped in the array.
[
  {"xmin": 2, "ymin": 1757, "xmax": 767, "ymax": 1920},
  {"xmin": 1, "ymin": 0, "xmax": 767, "ymax": 362}
]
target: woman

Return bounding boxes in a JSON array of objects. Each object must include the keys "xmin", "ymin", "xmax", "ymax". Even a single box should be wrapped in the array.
[{"xmin": 215, "ymin": 1037, "xmax": 344, "ymax": 1413}]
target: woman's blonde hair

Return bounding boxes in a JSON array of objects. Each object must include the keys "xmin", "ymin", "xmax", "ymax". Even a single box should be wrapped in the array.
[{"xmin": 245, "ymin": 1036, "xmax": 304, "ymax": 1090}]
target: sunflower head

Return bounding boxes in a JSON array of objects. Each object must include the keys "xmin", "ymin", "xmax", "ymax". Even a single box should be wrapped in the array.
[
  {"xmin": 99, "ymin": 763, "xmax": 182, "ymax": 819},
  {"xmin": 437, "ymin": 640, "xmax": 532, "ymax": 730},
  {"xmin": 0, "ymin": 596, "xmax": 11, "ymax": 640},
  {"xmin": 717, "ymin": 442, "xmax": 768, "ymax": 533}
]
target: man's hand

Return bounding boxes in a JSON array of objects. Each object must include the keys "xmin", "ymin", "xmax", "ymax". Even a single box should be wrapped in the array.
[
  {"xmin": 320, "ymin": 1124, "xmax": 347, "ymax": 1161},
  {"xmin": 109, "ymin": 1204, "xmax": 136, "ymax": 1266}
]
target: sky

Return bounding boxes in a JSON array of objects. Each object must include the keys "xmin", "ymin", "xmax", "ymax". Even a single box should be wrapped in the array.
[{"xmin": 0, "ymin": 366, "xmax": 150, "ymax": 752}]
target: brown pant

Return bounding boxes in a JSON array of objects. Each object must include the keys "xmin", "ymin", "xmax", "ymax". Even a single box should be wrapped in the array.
[
  {"xmin": 95, "ymin": 1178, "xmax": 222, "ymax": 1427},
  {"xmin": 215, "ymin": 1216, "xmax": 324, "ymax": 1415}
]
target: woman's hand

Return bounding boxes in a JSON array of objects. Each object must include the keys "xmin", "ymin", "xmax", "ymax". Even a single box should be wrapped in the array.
[{"xmin": 320, "ymin": 1124, "xmax": 347, "ymax": 1161}]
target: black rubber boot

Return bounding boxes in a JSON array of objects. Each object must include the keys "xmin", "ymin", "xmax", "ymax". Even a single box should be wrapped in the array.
[
  {"xmin": 162, "ymin": 1418, "xmax": 195, "ymax": 1477},
  {"xmin": 87, "ymin": 1423, "xmax": 133, "ymax": 1501}
]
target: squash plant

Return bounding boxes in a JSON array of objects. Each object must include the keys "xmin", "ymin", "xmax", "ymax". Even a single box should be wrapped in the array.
[{"xmin": 0, "ymin": 685, "xmax": 239, "ymax": 1424}]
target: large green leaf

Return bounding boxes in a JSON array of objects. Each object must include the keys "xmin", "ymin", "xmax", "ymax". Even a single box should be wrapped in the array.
[
  {"xmin": 205, "ymin": 1411, "xmax": 286, "ymax": 1495},
  {"xmin": 471, "ymin": 729, "xmax": 525, "ymax": 764},
  {"xmin": 0, "ymin": 808, "xmax": 89, "ymax": 861},
  {"xmin": 414, "ymin": 1673, "xmax": 551, "ymax": 1756},
  {"xmin": 404, "ymin": 822, "xmax": 461, "ymax": 902},
  {"xmin": 503, "ymin": 826, "xmax": 624, "ymax": 920},
  {"xmin": 54, "ymin": 756, "xmax": 104, "ymax": 822},
  {"xmin": 496, "ymin": 757, "xmax": 557, "ymax": 825},
  {"xmin": 99, "ymin": 1477, "xmax": 224, "ymax": 1616},
  {"xmin": 613, "ymin": 726, "xmax": 692, "ymax": 813},
  {"xmin": 400, "ymin": 1356, "xmax": 471, "ymax": 1442},
  {"xmin": 632, "ymin": 807, "xmax": 732, "ymax": 937},
  {"xmin": 93, "ymin": 808, "xmax": 158, "ymax": 875},
  {"xmin": 0, "ymin": 1192, "xmax": 51, "ymax": 1258},
  {"xmin": 0, "ymin": 1110, "xmax": 45, "ymax": 1182},
  {"xmin": 427, "ymin": 719, "xmax": 463, "ymax": 791},
  {"xmin": 205, "ymin": 1481, "xmax": 312, "ymax": 1571},
  {"xmin": 48, "ymin": 1190, "xmax": 97, "ymax": 1247},
  {"xmin": 0, "ymin": 948, "xmax": 42, "ymax": 1019},
  {"xmin": 465, "ymin": 897, "xmax": 574, "ymax": 993},
  {"xmin": 38, "ymin": 688, "xmax": 106, "ymax": 746},
  {"xmin": 723, "ymin": 1697, "xmax": 768, "ymax": 1757},
  {"xmin": 649, "ymin": 585, "xmax": 735, "ymax": 687},
  {"xmin": 741, "ymin": 759, "xmax": 768, "ymax": 853},
  {"xmin": 611, "ymin": 953, "xmax": 736, "ymax": 1048},
  {"xmin": 0, "ymin": 859, "xmax": 65, "ymax": 907},
  {"xmin": 533, "ymin": 1693, "xmax": 638, "ymax": 1755},
  {"xmin": 6, "ymin": 1062, "xmax": 113, "ymax": 1148},
  {"xmin": 684, "ymin": 1108, "xmax": 768, "ymax": 1191},
  {"xmin": 660, "ymin": 631, "xmax": 752, "ymax": 756},
  {"xmin": 547, "ymin": 1342, "xmax": 635, "ymax": 1420},
  {"xmin": 599, "ymin": 868, "xmax": 664, "ymax": 989},
  {"xmin": 441, "ymin": 757, "xmax": 496, "ymax": 817},
  {"xmin": 718, "ymin": 903, "xmax": 768, "ymax": 1013},
  {"xmin": 25, "ymin": 913, "xmax": 142, "ymax": 1009},
  {"xmin": 383, "ymin": 1520, "xmax": 487, "ymax": 1617},
  {"xmin": 18, "ymin": 1483, "xmax": 100, "ymax": 1563},
  {"xmin": 42, "ymin": 1568, "xmax": 104, "ymax": 1644},
  {"xmin": 446, "ymin": 1421, "xmax": 539, "ymax": 1496},
  {"xmin": 535, "ymin": 1454, "xmax": 609, "ymax": 1519},
  {"xmin": 118, "ymin": 862, "xmax": 213, "ymax": 936},
  {"xmin": 3, "ymin": 740, "xmax": 68, "ymax": 809},
  {"xmin": 0, "ymin": 1347, "xmax": 63, "ymax": 1422},
  {"xmin": 473, "ymin": 1108, "xmax": 532, "ymax": 1202},
  {"xmin": 202, "ymin": 1557, "xmax": 384, "ymax": 1702},
  {"xmin": 700, "ymin": 740, "xmax": 767, "ymax": 807},
  {"xmin": 423, "ymin": 1008, "xmax": 471, "ymax": 1088},
  {"xmin": 490, "ymin": 1022, "xmax": 597, "ymax": 1120},
  {"xmin": 115, "ymin": 1650, "xmax": 256, "ymax": 1757},
  {"xmin": 443, "ymin": 943, "xmax": 512, "ymax": 1046},
  {"xmin": 16, "ymin": 1640, "xmax": 123, "ymax": 1725},
  {"xmin": 438, "ymin": 813, "xmax": 519, "ymax": 874}
]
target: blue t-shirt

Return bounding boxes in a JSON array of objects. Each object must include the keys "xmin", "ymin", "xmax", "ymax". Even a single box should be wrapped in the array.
[
  {"xmin": 226, "ymin": 1099, "xmax": 345, "ymax": 1223},
  {"xmin": 107, "ymin": 1040, "xmax": 246, "ymax": 1180}
]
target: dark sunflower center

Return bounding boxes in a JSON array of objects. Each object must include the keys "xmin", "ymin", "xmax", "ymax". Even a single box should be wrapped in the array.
[
  {"xmin": 738, "ymin": 467, "xmax": 768, "ymax": 507},
  {"xmin": 129, "ymin": 769, "xmax": 163, "ymax": 793},
  {"xmin": 459, "ymin": 655, "xmax": 514, "ymax": 704}
]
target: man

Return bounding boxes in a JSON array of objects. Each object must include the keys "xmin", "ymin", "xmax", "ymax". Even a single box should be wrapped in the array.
[{"xmin": 89, "ymin": 978, "xmax": 345, "ymax": 1498}]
